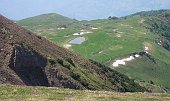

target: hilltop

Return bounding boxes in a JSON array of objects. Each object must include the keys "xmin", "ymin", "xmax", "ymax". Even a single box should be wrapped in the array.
[
  {"xmin": 18, "ymin": 13, "xmax": 76, "ymax": 30},
  {"xmin": 17, "ymin": 10, "xmax": 170, "ymax": 91},
  {"xmin": 0, "ymin": 15, "xmax": 147, "ymax": 92}
]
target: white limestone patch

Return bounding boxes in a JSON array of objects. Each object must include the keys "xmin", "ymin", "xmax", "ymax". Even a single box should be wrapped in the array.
[
  {"xmin": 99, "ymin": 51, "xmax": 103, "ymax": 54},
  {"xmin": 144, "ymin": 46, "xmax": 149, "ymax": 54},
  {"xmin": 143, "ymin": 43, "xmax": 153, "ymax": 54},
  {"xmin": 112, "ymin": 53, "xmax": 141, "ymax": 67},
  {"xmin": 157, "ymin": 41, "xmax": 162, "ymax": 46},
  {"xmin": 91, "ymin": 27, "xmax": 98, "ymax": 30},
  {"xmin": 135, "ymin": 54, "xmax": 140, "ymax": 58},
  {"xmin": 113, "ymin": 55, "xmax": 136, "ymax": 67},
  {"xmin": 57, "ymin": 27, "xmax": 65, "ymax": 30},
  {"xmin": 113, "ymin": 60, "xmax": 126, "ymax": 67},
  {"xmin": 86, "ymin": 31, "xmax": 92, "ymax": 34},
  {"xmin": 158, "ymin": 42, "xmax": 161, "ymax": 45},
  {"xmin": 116, "ymin": 34, "xmax": 121, "ymax": 38},
  {"xmin": 145, "ymin": 46, "xmax": 149, "ymax": 51},
  {"xmin": 73, "ymin": 31, "xmax": 92, "ymax": 36},
  {"xmin": 73, "ymin": 32, "xmax": 84, "ymax": 36},
  {"xmin": 80, "ymin": 30, "xmax": 85, "ymax": 32},
  {"xmin": 122, "ymin": 56, "xmax": 135, "ymax": 61},
  {"xmin": 64, "ymin": 44, "xmax": 72, "ymax": 48}
]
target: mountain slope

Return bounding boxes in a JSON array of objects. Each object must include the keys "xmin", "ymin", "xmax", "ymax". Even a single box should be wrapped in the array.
[{"xmin": 0, "ymin": 15, "xmax": 147, "ymax": 92}]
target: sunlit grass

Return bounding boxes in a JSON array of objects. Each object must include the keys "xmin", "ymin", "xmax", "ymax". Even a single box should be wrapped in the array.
[{"xmin": 0, "ymin": 85, "xmax": 169, "ymax": 101}]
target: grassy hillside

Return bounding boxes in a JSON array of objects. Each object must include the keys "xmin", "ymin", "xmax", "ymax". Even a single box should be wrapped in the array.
[
  {"xmin": 117, "ymin": 11, "xmax": 170, "ymax": 89},
  {"xmin": 117, "ymin": 56, "xmax": 170, "ymax": 89},
  {"xmin": 0, "ymin": 85, "xmax": 169, "ymax": 101},
  {"xmin": 17, "ymin": 10, "xmax": 170, "ymax": 90}
]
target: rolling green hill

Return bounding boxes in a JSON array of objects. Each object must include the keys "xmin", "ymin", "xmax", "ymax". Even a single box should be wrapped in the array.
[
  {"xmin": 17, "ymin": 10, "xmax": 170, "ymax": 91},
  {"xmin": 18, "ymin": 13, "xmax": 76, "ymax": 30}
]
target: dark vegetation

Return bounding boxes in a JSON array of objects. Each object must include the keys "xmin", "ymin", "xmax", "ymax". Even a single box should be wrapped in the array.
[
  {"xmin": 0, "ymin": 15, "xmax": 147, "ymax": 92},
  {"xmin": 127, "ymin": 9, "xmax": 170, "ymax": 51},
  {"xmin": 108, "ymin": 16, "xmax": 119, "ymax": 20},
  {"xmin": 128, "ymin": 9, "xmax": 169, "ymax": 17},
  {"xmin": 144, "ymin": 10, "xmax": 170, "ymax": 50}
]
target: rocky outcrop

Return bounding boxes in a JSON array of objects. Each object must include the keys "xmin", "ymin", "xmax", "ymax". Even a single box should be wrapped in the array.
[
  {"xmin": 47, "ymin": 67, "xmax": 84, "ymax": 89},
  {"xmin": 7, "ymin": 44, "xmax": 84, "ymax": 89},
  {"xmin": 9, "ymin": 44, "xmax": 49, "ymax": 86}
]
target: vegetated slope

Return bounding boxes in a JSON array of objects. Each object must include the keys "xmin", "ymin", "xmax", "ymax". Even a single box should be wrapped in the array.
[
  {"xmin": 0, "ymin": 15, "xmax": 147, "ymax": 92},
  {"xmin": 145, "ymin": 10, "xmax": 170, "ymax": 49},
  {"xmin": 126, "ymin": 9, "xmax": 169, "ymax": 17},
  {"xmin": 17, "ymin": 10, "xmax": 170, "ymax": 91},
  {"xmin": 17, "ymin": 13, "xmax": 76, "ymax": 30},
  {"xmin": 116, "ymin": 56, "xmax": 170, "ymax": 92},
  {"xmin": 116, "ymin": 10, "xmax": 170, "ymax": 91},
  {"xmin": 85, "ymin": 10, "xmax": 170, "ymax": 91},
  {"xmin": 0, "ymin": 85, "xmax": 170, "ymax": 101}
]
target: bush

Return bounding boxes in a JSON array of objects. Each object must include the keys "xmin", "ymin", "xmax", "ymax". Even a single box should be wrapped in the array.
[
  {"xmin": 57, "ymin": 59, "xmax": 71, "ymax": 69},
  {"xmin": 71, "ymin": 72, "xmax": 80, "ymax": 81}
]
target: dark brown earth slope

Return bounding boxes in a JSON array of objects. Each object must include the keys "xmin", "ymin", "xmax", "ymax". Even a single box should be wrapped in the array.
[{"xmin": 0, "ymin": 15, "xmax": 147, "ymax": 92}]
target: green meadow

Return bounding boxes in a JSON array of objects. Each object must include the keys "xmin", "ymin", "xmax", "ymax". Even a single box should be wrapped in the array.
[{"xmin": 0, "ymin": 85, "xmax": 169, "ymax": 101}]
